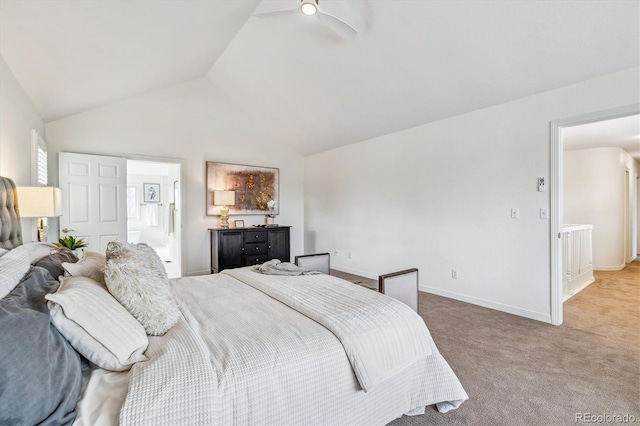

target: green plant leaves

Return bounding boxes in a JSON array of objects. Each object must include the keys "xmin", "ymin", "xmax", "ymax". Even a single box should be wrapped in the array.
[{"xmin": 53, "ymin": 235, "xmax": 87, "ymax": 250}]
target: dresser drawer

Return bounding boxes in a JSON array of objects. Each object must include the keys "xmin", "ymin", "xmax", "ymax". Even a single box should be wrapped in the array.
[
  {"xmin": 244, "ymin": 231, "xmax": 267, "ymax": 243},
  {"xmin": 245, "ymin": 254, "xmax": 270, "ymax": 265},
  {"xmin": 245, "ymin": 242, "xmax": 268, "ymax": 255}
]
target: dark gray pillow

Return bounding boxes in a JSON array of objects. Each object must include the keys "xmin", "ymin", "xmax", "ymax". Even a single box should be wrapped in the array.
[
  {"xmin": 0, "ymin": 266, "xmax": 83, "ymax": 425},
  {"xmin": 33, "ymin": 248, "xmax": 79, "ymax": 281}
]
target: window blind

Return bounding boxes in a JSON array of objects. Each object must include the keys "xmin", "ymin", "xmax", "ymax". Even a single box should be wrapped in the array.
[
  {"xmin": 35, "ymin": 133, "xmax": 48, "ymax": 185},
  {"xmin": 32, "ymin": 130, "xmax": 49, "ymax": 233}
]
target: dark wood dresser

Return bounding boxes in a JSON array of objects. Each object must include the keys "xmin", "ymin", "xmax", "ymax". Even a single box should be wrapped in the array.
[{"xmin": 209, "ymin": 226, "xmax": 291, "ymax": 273}]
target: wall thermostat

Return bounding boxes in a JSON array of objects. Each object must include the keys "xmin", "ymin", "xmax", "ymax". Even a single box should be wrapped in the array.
[{"xmin": 538, "ymin": 177, "xmax": 546, "ymax": 192}]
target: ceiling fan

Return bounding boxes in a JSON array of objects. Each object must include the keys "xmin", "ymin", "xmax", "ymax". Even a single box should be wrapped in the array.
[{"xmin": 254, "ymin": 0, "xmax": 358, "ymax": 40}]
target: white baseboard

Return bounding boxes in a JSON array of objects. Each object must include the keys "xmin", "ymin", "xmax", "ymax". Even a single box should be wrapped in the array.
[
  {"xmin": 420, "ymin": 285, "xmax": 552, "ymax": 324},
  {"xmin": 563, "ymin": 277, "xmax": 596, "ymax": 302},
  {"xmin": 593, "ymin": 262, "xmax": 626, "ymax": 271},
  {"xmin": 186, "ymin": 270, "xmax": 211, "ymax": 277}
]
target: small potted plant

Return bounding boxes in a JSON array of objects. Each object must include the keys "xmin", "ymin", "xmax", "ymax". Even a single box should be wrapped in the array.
[
  {"xmin": 265, "ymin": 199, "xmax": 276, "ymax": 225},
  {"xmin": 54, "ymin": 229, "xmax": 87, "ymax": 257}
]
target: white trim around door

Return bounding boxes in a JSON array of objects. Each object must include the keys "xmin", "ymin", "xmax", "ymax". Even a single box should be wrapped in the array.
[{"xmin": 549, "ymin": 103, "xmax": 640, "ymax": 326}]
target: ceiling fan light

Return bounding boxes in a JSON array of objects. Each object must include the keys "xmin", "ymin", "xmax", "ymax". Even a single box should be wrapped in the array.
[{"xmin": 300, "ymin": 0, "xmax": 318, "ymax": 16}]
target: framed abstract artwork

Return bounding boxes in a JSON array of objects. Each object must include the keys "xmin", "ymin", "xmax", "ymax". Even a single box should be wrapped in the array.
[{"xmin": 206, "ymin": 162, "xmax": 279, "ymax": 216}]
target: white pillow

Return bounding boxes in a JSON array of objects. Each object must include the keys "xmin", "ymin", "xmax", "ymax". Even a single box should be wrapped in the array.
[
  {"xmin": 18, "ymin": 242, "xmax": 57, "ymax": 264},
  {"xmin": 45, "ymin": 276, "xmax": 149, "ymax": 371},
  {"xmin": 0, "ymin": 248, "xmax": 30, "ymax": 299},
  {"xmin": 62, "ymin": 251, "xmax": 106, "ymax": 285},
  {"xmin": 104, "ymin": 242, "xmax": 181, "ymax": 336}
]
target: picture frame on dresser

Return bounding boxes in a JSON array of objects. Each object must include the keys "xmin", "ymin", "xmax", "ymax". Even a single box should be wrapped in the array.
[{"xmin": 234, "ymin": 220, "xmax": 245, "ymax": 228}]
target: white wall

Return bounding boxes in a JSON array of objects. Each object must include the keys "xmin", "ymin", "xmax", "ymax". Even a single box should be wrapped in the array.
[
  {"xmin": 46, "ymin": 78, "xmax": 305, "ymax": 276},
  {"xmin": 564, "ymin": 147, "xmax": 638, "ymax": 270},
  {"xmin": 0, "ymin": 56, "xmax": 47, "ymax": 241},
  {"xmin": 304, "ymin": 67, "xmax": 639, "ymax": 323},
  {"xmin": 0, "ymin": 56, "xmax": 45, "ymax": 183}
]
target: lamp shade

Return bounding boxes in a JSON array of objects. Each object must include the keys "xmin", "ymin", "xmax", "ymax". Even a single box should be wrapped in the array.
[
  {"xmin": 214, "ymin": 190, "xmax": 235, "ymax": 206},
  {"xmin": 16, "ymin": 186, "xmax": 63, "ymax": 218}
]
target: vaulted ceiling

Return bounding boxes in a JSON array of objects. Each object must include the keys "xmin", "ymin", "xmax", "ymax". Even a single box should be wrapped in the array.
[{"xmin": 1, "ymin": 0, "xmax": 638, "ymax": 155}]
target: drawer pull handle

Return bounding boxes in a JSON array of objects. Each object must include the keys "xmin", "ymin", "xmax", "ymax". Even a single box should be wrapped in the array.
[{"xmin": 256, "ymin": 247, "xmax": 259, "ymax": 250}]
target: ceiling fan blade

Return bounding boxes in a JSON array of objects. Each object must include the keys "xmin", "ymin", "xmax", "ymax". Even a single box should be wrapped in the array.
[
  {"xmin": 317, "ymin": 9, "xmax": 357, "ymax": 40},
  {"xmin": 254, "ymin": 9, "xmax": 298, "ymax": 19}
]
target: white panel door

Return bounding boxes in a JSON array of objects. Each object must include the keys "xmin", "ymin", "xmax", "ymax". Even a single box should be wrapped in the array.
[{"xmin": 59, "ymin": 152, "xmax": 127, "ymax": 253}]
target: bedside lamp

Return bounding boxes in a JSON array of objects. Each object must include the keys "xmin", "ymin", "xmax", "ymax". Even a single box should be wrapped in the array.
[
  {"xmin": 214, "ymin": 190, "xmax": 235, "ymax": 229},
  {"xmin": 16, "ymin": 186, "xmax": 63, "ymax": 241}
]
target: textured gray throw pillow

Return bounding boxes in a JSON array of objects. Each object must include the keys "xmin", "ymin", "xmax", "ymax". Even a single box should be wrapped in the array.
[{"xmin": 104, "ymin": 241, "xmax": 181, "ymax": 336}]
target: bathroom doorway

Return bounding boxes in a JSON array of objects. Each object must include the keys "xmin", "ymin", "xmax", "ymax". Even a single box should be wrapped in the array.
[{"xmin": 127, "ymin": 159, "xmax": 183, "ymax": 278}]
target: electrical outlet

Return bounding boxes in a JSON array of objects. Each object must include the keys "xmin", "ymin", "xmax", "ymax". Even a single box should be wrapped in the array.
[
  {"xmin": 540, "ymin": 208, "xmax": 549, "ymax": 219},
  {"xmin": 334, "ymin": 249, "xmax": 339, "ymax": 257},
  {"xmin": 347, "ymin": 251, "xmax": 352, "ymax": 259},
  {"xmin": 511, "ymin": 208, "xmax": 519, "ymax": 219},
  {"xmin": 451, "ymin": 269, "xmax": 457, "ymax": 279}
]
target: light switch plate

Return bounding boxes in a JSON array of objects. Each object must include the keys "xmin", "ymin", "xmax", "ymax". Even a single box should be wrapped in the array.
[
  {"xmin": 511, "ymin": 208, "xmax": 519, "ymax": 219},
  {"xmin": 540, "ymin": 208, "xmax": 549, "ymax": 219}
]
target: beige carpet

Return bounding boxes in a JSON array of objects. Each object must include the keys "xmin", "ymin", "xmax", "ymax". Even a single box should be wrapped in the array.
[{"xmin": 387, "ymin": 260, "xmax": 640, "ymax": 426}]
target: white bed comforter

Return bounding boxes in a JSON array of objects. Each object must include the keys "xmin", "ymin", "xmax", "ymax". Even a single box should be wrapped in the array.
[
  {"xmin": 223, "ymin": 267, "xmax": 432, "ymax": 392},
  {"xmin": 119, "ymin": 270, "xmax": 468, "ymax": 425}
]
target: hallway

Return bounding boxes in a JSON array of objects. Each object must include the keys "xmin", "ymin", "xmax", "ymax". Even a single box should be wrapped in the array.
[{"xmin": 564, "ymin": 259, "xmax": 640, "ymax": 349}]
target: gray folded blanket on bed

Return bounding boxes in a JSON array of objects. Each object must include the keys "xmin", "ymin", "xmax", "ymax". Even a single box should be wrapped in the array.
[{"xmin": 251, "ymin": 259, "xmax": 322, "ymax": 276}]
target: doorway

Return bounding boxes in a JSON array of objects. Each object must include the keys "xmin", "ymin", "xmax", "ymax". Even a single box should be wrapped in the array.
[
  {"xmin": 550, "ymin": 104, "xmax": 640, "ymax": 325},
  {"xmin": 127, "ymin": 159, "xmax": 183, "ymax": 278}
]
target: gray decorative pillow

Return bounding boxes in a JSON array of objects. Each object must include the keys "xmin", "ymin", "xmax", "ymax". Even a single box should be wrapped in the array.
[
  {"xmin": 33, "ymin": 248, "xmax": 79, "ymax": 281},
  {"xmin": 104, "ymin": 241, "xmax": 180, "ymax": 336}
]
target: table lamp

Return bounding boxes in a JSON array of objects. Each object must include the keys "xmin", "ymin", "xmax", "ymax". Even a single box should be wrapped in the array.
[
  {"xmin": 214, "ymin": 190, "xmax": 235, "ymax": 229},
  {"xmin": 16, "ymin": 186, "xmax": 63, "ymax": 241}
]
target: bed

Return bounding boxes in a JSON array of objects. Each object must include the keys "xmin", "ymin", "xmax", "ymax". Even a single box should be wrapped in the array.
[{"xmin": 0, "ymin": 175, "xmax": 468, "ymax": 425}]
